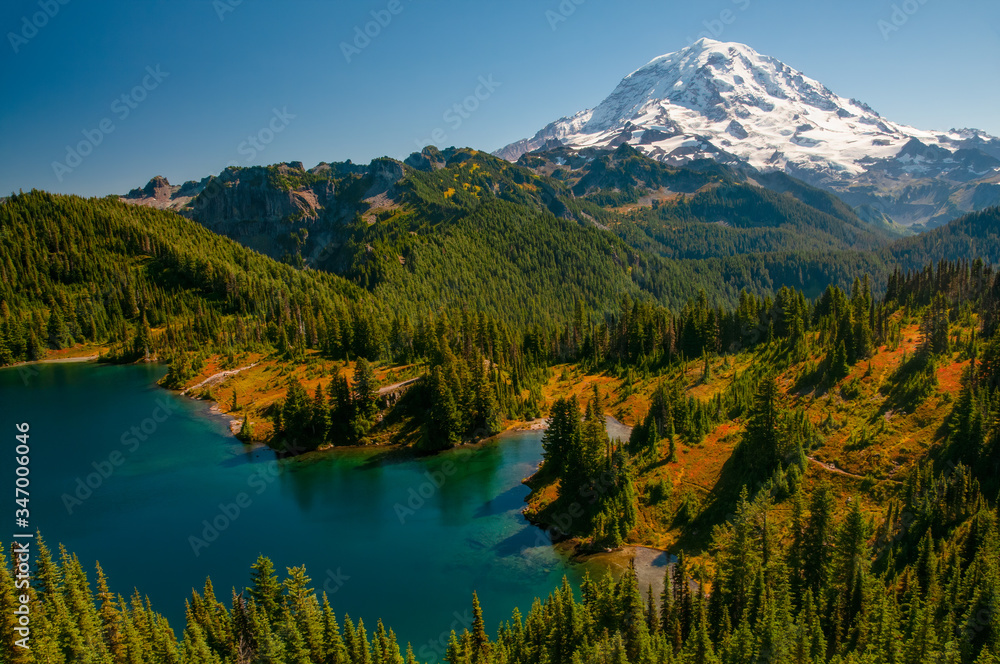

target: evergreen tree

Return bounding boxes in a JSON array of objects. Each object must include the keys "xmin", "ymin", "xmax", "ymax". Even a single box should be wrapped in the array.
[
  {"xmin": 803, "ymin": 484, "xmax": 836, "ymax": 598},
  {"xmin": 353, "ymin": 358, "xmax": 379, "ymax": 420},
  {"xmin": 423, "ymin": 365, "xmax": 461, "ymax": 451},
  {"xmin": 46, "ymin": 306, "xmax": 72, "ymax": 350},
  {"xmin": 471, "ymin": 592, "xmax": 489, "ymax": 664},
  {"xmin": 310, "ymin": 383, "xmax": 332, "ymax": 442},
  {"xmin": 829, "ymin": 340, "xmax": 850, "ymax": 382},
  {"xmin": 736, "ymin": 375, "xmax": 782, "ymax": 486},
  {"xmin": 542, "ymin": 397, "xmax": 573, "ymax": 477},
  {"xmin": 250, "ymin": 556, "xmax": 282, "ymax": 624}
]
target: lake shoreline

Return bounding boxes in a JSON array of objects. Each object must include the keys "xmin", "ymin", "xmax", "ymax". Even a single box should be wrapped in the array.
[
  {"xmin": 10, "ymin": 351, "xmax": 655, "ymax": 565},
  {"xmin": 5, "ymin": 360, "xmax": 597, "ymax": 649},
  {"xmin": 10, "ymin": 359, "xmax": 665, "ymax": 618},
  {"xmin": 180, "ymin": 367, "xmax": 652, "ymax": 566},
  {"xmin": 5, "ymin": 353, "xmax": 101, "ymax": 368},
  {"xmin": 569, "ymin": 544, "xmax": 674, "ymax": 601}
]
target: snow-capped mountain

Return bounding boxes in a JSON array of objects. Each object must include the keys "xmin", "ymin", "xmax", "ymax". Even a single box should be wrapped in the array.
[{"xmin": 496, "ymin": 38, "xmax": 1000, "ymax": 228}]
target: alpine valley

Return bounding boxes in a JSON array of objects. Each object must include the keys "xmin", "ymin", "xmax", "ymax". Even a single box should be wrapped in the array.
[{"xmin": 2, "ymin": 37, "xmax": 1000, "ymax": 664}]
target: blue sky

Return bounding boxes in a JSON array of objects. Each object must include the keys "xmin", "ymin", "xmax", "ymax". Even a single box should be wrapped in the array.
[{"xmin": 1, "ymin": 0, "xmax": 998, "ymax": 197}]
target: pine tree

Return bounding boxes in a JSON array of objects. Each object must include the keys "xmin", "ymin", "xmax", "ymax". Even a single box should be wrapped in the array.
[
  {"xmin": 920, "ymin": 294, "xmax": 951, "ymax": 355},
  {"xmin": 46, "ymin": 305, "xmax": 71, "ymax": 350},
  {"xmin": 321, "ymin": 595, "xmax": 348, "ymax": 664},
  {"xmin": 788, "ymin": 489, "xmax": 807, "ymax": 604},
  {"xmin": 472, "ymin": 363, "xmax": 502, "ymax": 436},
  {"xmin": 136, "ymin": 311, "xmax": 154, "ymax": 359},
  {"xmin": 310, "ymin": 383, "xmax": 331, "ymax": 443},
  {"xmin": 736, "ymin": 375, "xmax": 782, "ymax": 486},
  {"xmin": 829, "ymin": 340, "xmax": 850, "ymax": 382},
  {"xmin": 686, "ymin": 600, "xmax": 719, "ymax": 664},
  {"xmin": 238, "ymin": 414, "xmax": 254, "ymax": 443},
  {"xmin": 646, "ymin": 583, "xmax": 659, "ymax": 636},
  {"xmin": 445, "ymin": 630, "xmax": 464, "ymax": 664},
  {"xmin": 619, "ymin": 560, "xmax": 650, "ymax": 662},
  {"xmin": 471, "ymin": 592, "xmax": 488, "ymax": 664},
  {"xmin": 280, "ymin": 377, "xmax": 311, "ymax": 450},
  {"xmin": 674, "ymin": 552, "xmax": 694, "ymax": 639},
  {"xmin": 96, "ymin": 561, "xmax": 127, "ymax": 660},
  {"xmin": 835, "ymin": 498, "xmax": 870, "ymax": 627},
  {"xmin": 803, "ymin": 484, "xmax": 836, "ymax": 598},
  {"xmin": 250, "ymin": 556, "xmax": 282, "ymax": 624},
  {"xmin": 423, "ymin": 365, "xmax": 461, "ymax": 451},
  {"xmin": 353, "ymin": 358, "xmax": 379, "ymax": 419},
  {"xmin": 542, "ymin": 397, "xmax": 573, "ymax": 476},
  {"xmin": 661, "ymin": 559, "xmax": 677, "ymax": 637},
  {"xmin": 329, "ymin": 372, "xmax": 355, "ymax": 445}
]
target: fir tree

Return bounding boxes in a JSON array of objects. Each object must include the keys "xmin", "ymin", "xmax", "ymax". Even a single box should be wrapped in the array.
[
  {"xmin": 249, "ymin": 556, "xmax": 282, "ymax": 624},
  {"xmin": 353, "ymin": 358, "xmax": 380, "ymax": 420},
  {"xmin": 736, "ymin": 375, "xmax": 782, "ymax": 486}
]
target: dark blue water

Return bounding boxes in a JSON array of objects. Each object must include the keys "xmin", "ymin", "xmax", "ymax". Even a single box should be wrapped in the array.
[{"xmin": 0, "ymin": 362, "xmax": 581, "ymax": 659}]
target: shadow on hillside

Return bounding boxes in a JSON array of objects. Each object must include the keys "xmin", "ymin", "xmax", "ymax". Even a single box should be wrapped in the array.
[
  {"xmin": 668, "ymin": 448, "xmax": 757, "ymax": 553},
  {"xmin": 878, "ymin": 351, "xmax": 937, "ymax": 415}
]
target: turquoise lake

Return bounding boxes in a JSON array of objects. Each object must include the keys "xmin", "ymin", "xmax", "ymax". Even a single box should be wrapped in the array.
[{"xmin": 0, "ymin": 362, "xmax": 592, "ymax": 660}]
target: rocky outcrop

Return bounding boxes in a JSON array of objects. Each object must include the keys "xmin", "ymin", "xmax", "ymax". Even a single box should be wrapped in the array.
[
  {"xmin": 190, "ymin": 166, "xmax": 333, "ymax": 227},
  {"xmin": 404, "ymin": 147, "xmax": 447, "ymax": 172},
  {"xmin": 122, "ymin": 175, "xmax": 205, "ymax": 212},
  {"xmin": 122, "ymin": 158, "xmax": 408, "ymax": 263}
]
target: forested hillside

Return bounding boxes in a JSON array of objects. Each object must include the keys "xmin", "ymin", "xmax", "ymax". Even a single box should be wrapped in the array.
[
  {"xmin": 888, "ymin": 207, "xmax": 1000, "ymax": 271},
  {"xmin": 113, "ymin": 144, "xmax": 1000, "ymax": 321},
  {"xmin": 3, "ymin": 191, "xmax": 1000, "ymax": 456},
  {"xmin": 528, "ymin": 261, "xmax": 1000, "ymax": 545},
  {"xmin": 3, "ymin": 184, "xmax": 1000, "ymax": 663},
  {"xmin": 0, "ymin": 191, "xmax": 383, "ymax": 368}
]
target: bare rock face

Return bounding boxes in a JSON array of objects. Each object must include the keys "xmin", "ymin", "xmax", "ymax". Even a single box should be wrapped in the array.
[
  {"xmin": 364, "ymin": 157, "xmax": 405, "ymax": 199},
  {"xmin": 141, "ymin": 175, "xmax": 172, "ymax": 198},
  {"xmin": 122, "ymin": 175, "xmax": 202, "ymax": 211},
  {"xmin": 191, "ymin": 167, "xmax": 329, "ymax": 226},
  {"xmin": 404, "ymin": 146, "xmax": 446, "ymax": 171},
  {"xmin": 122, "ymin": 158, "xmax": 408, "ymax": 264}
]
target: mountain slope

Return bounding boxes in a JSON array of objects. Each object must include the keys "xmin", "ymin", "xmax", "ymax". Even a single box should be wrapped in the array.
[
  {"xmin": 887, "ymin": 206, "xmax": 1000, "ymax": 269},
  {"xmin": 118, "ymin": 147, "xmax": 1000, "ymax": 319},
  {"xmin": 497, "ymin": 38, "xmax": 1000, "ymax": 228},
  {"xmin": 121, "ymin": 147, "xmax": 905, "ymax": 315},
  {"xmin": 518, "ymin": 145, "xmax": 892, "ymax": 257},
  {"xmin": 0, "ymin": 191, "xmax": 371, "ymax": 365}
]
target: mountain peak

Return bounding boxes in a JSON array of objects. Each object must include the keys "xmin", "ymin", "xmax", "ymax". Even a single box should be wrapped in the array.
[
  {"xmin": 495, "ymin": 40, "xmax": 1000, "ymax": 227},
  {"xmin": 584, "ymin": 38, "xmax": 857, "ymax": 137},
  {"xmin": 645, "ymin": 37, "xmax": 753, "ymax": 64}
]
